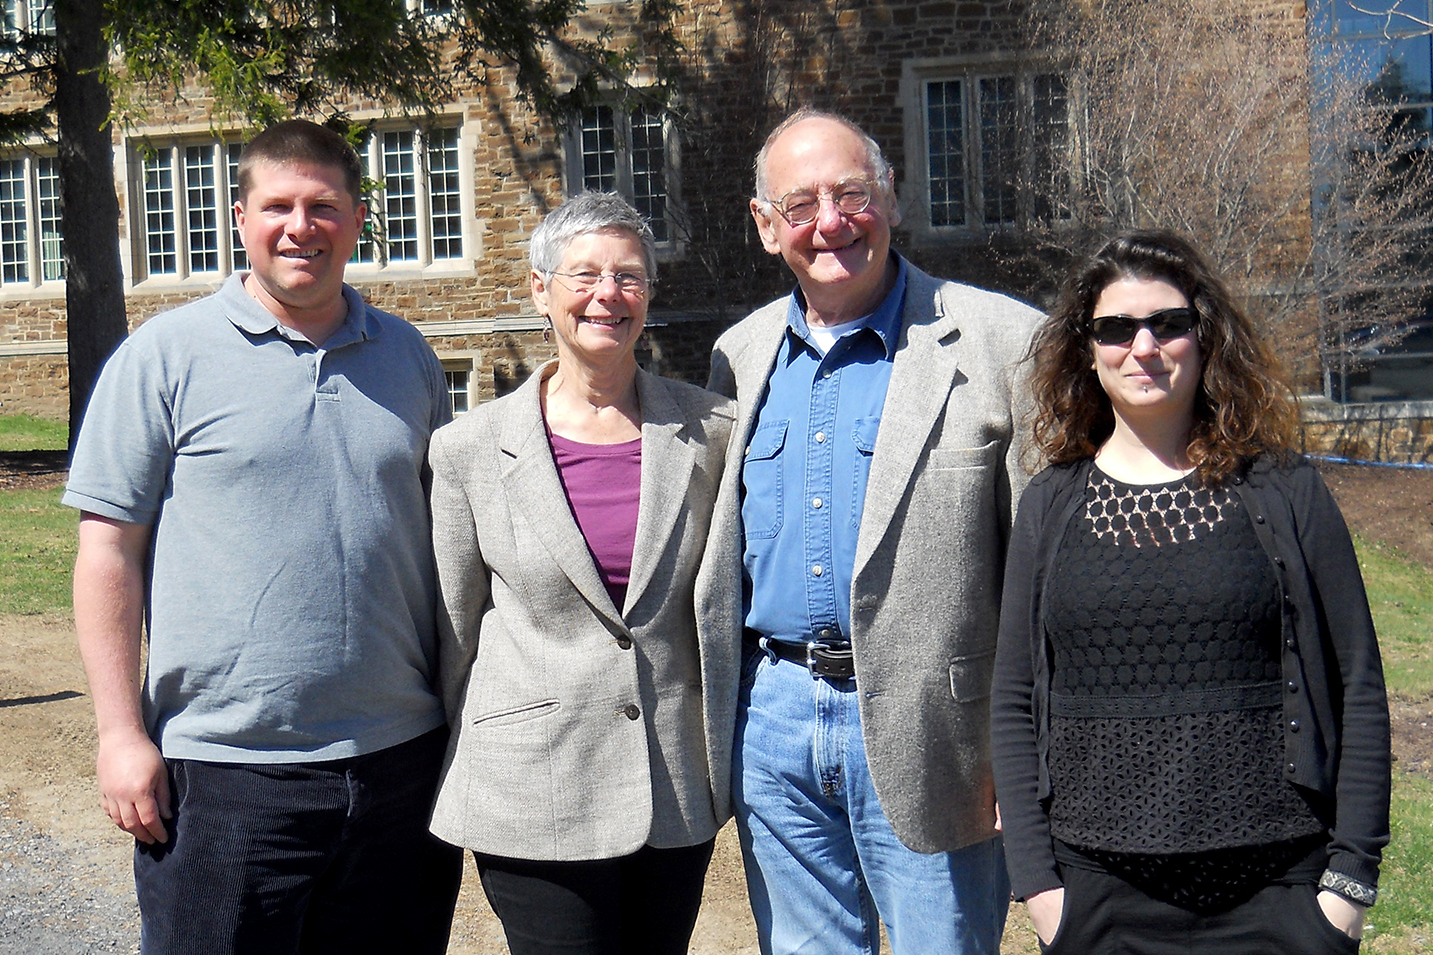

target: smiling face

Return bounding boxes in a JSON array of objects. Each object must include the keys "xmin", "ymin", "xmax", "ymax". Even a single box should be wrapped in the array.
[
  {"xmin": 750, "ymin": 117, "xmax": 900, "ymax": 326},
  {"xmin": 234, "ymin": 160, "xmax": 366, "ymax": 336},
  {"xmin": 1092, "ymin": 276, "xmax": 1203, "ymax": 431},
  {"xmin": 532, "ymin": 228, "xmax": 649, "ymax": 372}
]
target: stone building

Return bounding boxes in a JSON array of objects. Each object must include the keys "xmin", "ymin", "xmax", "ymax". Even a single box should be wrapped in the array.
[{"xmin": 0, "ymin": 0, "xmax": 1427, "ymax": 419}]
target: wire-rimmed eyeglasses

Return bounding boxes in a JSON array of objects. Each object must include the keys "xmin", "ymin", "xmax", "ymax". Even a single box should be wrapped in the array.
[
  {"xmin": 549, "ymin": 270, "xmax": 651, "ymax": 295},
  {"xmin": 764, "ymin": 178, "xmax": 876, "ymax": 226}
]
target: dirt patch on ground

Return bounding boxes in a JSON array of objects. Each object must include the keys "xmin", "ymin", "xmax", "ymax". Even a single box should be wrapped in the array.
[{"xmin": 1316, "ymin": 460, "xmax": 1433, "ymax": 569}]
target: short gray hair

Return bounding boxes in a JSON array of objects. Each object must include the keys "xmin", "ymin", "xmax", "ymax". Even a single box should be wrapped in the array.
[
  {"xmin": 529, "ymin": 192, "xmax": 659, "ymax": 283},
  {"xmin": 752, "ymin": 108, "xmax": 894, "ymax": 211}
]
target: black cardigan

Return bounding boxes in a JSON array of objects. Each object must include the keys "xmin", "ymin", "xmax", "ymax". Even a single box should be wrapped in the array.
[{"xmin": 991, "ymin": 456, "xmax": 1391, "ymax": 902}]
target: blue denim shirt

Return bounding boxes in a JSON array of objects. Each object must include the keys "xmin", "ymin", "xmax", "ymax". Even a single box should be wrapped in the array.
[{"xmin": 741, "ymin": 255, "xmax": 909, "ymax": 642}]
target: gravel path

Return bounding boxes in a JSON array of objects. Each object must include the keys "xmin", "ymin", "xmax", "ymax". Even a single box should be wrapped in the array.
[{"xmin": 0, "ymin": 811, "xmax": 137, "ymax": 955}]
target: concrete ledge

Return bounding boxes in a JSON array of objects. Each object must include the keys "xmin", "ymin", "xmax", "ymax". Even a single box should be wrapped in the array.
[{"xmin": 0, "ymin": 341, "xmax": 67, "ymax": 357}]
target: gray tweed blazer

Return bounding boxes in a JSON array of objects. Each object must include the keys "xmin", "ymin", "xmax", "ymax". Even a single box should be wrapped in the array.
[
  {"xmin": 427, "ymin": 363, "xmax": 736, "ymax": 860},
  {"xmin": 703, "ymin": 262, "xmax": 1042, "ymax": 853}
]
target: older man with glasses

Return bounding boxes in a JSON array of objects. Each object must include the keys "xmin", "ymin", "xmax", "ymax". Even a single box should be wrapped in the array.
[{"xmin": 702, "ymin": 108, "xmax": 1044, "ymax": 954}]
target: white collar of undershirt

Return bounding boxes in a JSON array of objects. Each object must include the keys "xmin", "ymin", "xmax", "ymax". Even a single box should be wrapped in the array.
[{"xmin": 807, "ymin": 317, "xmax": 867, "ymax": 355}]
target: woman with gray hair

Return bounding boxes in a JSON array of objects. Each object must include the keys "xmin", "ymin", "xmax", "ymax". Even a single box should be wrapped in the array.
[{"xmin": 425, "ymin": 192, "xmax": 736, "ymax": 954}]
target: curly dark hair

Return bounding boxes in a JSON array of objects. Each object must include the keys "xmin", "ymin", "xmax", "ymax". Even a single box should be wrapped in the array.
[{"xmin": 1027, "ymin": 229, "xmax": 1298, "ymax": 485}]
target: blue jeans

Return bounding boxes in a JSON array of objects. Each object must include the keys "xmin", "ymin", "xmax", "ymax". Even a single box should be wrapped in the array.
[
  {"xmin": 733, "ymin": 648, "xmax": 1009, "ymax": 955},
  {"xmin": 134, "ymin": 727, "xmax": 463, "ymax": 955}
]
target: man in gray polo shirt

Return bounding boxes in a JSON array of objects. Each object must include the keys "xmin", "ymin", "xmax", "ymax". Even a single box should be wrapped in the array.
[{"xmin": 65, "ymin": 120, "xmax": 461, "ymax": 955}]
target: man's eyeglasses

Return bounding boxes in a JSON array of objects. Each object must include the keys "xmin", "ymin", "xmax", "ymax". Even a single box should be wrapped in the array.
[
  {"xmin": 1090, "ymin": 307, "xmax": 1199, "ymax": 346},
  {"xmin": 765, "ymin": 179, "xmax": 876, "ymax": 226},
  {"xmin": 550, "ymin": 271, "xmax": 650, "ymax": 295}
]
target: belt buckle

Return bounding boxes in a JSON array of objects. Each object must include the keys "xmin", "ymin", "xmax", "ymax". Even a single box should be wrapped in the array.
[{"xmin": 804, "ymin": 640, "xmax": 853, "ymax": 680}]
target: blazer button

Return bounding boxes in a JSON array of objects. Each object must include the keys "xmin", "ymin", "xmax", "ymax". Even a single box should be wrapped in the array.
[
  {"xmin": 617, "ymin": 635, "xmax": 633, "ymax": 650},
  {"xmin": 623, "ymin": 703, "xmax": 641, "ymax": 720}
]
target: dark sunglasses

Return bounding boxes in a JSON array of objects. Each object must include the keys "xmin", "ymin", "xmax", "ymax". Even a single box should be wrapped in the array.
[{"xmin": 1090, "ymin": 307, "xmax": 1199, "ymax": 346}]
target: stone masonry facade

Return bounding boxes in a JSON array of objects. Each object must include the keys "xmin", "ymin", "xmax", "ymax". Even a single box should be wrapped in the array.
[{"xmin": 0, "ymin": 0, "xmax": 1338, "ymax": 436}]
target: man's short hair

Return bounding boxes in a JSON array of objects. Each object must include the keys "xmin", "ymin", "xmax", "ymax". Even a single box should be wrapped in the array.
[
  {"xmin": 237, "ymin": 120, "xmax": 363, "ymax": 205},
  {"xmin": 752, "ymin": 108, "xmax": 894, "ymax": 210}
]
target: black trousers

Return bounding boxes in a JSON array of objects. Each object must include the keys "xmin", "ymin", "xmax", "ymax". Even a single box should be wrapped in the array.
[
  {"xmin": 1040, "ymin": 863, "xmax": 1361, "ymax": 955},
  {"xmin": 135, "ymin": 728, "xmax": 463, "ymax": 955},
  {"xmin": 475, "ymin": 839, "xmax": 716, "ymax": 955}
]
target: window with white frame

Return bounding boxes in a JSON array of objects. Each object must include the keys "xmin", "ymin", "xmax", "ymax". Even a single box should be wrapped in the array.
[
  {"xmin": 443, "ymin": 360, "xmax": 472, "ymax": 414},
  {"xmin": 352, "ymin": 125, "xmax": 466, "ymax": 268},
  {"xmin": 134, "ymin": 125, "xmax": 465, "ymax": 282},
  {"xmin": 0, "ymin": 152, "xmax": 63, "ymax": 288},
  {"xmin": 565, "ymin": 105, "xmax": 674, "ymax": 243},
  {"xmin": 137, "ymin": 140, "xmax": 245, "ymax": 280},
  {"xmin": 912, "ymin": 66, "xmax": 1071, "ymax": 232},
  {"xmin": 3, "ymin": 0, "xmax": 54, "ymax": 35}
]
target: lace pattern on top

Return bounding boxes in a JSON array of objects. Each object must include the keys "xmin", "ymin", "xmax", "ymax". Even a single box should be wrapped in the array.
[
  {"xmin": 1044, "ymin": 468, "xmax": 1324, "ymax": 854},
  {"xmin": 1085, "ymin": 471, "xmax": 1229, "ymax": 548}
]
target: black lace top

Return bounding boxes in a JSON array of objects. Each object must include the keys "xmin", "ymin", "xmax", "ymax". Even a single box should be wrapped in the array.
[{"xmin": 1043, "ymin": 468, "xmax": 1324, "ymax": 855}]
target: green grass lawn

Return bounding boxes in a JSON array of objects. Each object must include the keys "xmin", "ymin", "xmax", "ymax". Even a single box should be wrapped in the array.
[
  {"xmin": 0, "ymin": 487, "xmax": 75, "ymax": 615},
  {"xmin": 0, "ymin": 413, "xmax": 66, "ymax": 452},
  {"xmin": 1357, "ymin": 535, "xmax": 1433, "ymax": 699},
  {"xmin": 1356, "ymin": 534, "xmax": 1433, "ymax": 951}
]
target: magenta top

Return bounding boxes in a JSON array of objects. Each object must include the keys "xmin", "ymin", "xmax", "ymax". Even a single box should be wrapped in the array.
[{"xmin": 547, "ymin": 430, "xmax": 642, "ymax": 611}]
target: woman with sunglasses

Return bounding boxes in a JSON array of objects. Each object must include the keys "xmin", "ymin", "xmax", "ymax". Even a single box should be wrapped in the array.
[
  {"xmin": 992, "ymin": 230, "xmax": 1390, "ymax": 953},
  {"xmin": 426, "ymin": 192, "xmax": 736, "ymax": 954}
]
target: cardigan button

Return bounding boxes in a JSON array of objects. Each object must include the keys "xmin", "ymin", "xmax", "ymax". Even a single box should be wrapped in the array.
[
  {"xmin": 1255, "ymin": 514, "xmax": 1266, "ymax": 524},
  {"xmin": 1287, "ymin": 680, "xmax": 1299, "ymax": 693},
  {"xmin": 1286, "ymin": 638, "xmax": 1297, "ymax": 650},
  {"xmin": 1289, "ymin": 719, "xmax": 1301, "ymax": 732},
  {"xmin": 623, "ymin": 704, "xmax": 641, "ymax": 720},
  {"xmin": 616, "ymin": 635, "xmax": 633, "ymax": 650},
  {"xmin": 1287, "ymin": 762, "xmax": 1297, "ymax": 774},
  {"xmin": 1274, "ymin": 556, "xmax": 1285, "ymax": 568}
]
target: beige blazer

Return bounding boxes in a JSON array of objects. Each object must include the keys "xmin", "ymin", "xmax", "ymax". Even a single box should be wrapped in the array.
[
  {"xmin": 704, "ymin": 263, "xmax": 1042, "ymax": 853},
  {"xmin": 427, "ymin": 363, "xmax": 736, "ymax": 861}
]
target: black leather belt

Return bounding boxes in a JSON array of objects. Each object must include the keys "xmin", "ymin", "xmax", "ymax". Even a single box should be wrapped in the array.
[{"xmin": 758, "ymin": 638, "xmax": 855, "ymax": 680}]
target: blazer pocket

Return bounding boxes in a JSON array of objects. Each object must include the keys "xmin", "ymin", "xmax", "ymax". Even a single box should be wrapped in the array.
[
  {"xmin": 926, "ymin": 439, "xmax": 1000, "ymax": 472},
  {"xmin": 470, "ymin": 698, "xmax": 561, "ymax": 727},
  {"xmin": 949, "ymin": 649, "xmax": 996, "ymax": 703}
]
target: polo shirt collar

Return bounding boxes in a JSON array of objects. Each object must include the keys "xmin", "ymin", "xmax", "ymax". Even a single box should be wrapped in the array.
[
  {"xmin": 784, "ymin": 251, "xmax": 908, "ymax": 360},
  {"xmin": 219, "ymin": 273, "xmax": 378, "ymax": 348}
]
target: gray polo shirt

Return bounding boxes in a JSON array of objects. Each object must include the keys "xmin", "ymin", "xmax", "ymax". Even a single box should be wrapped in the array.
[{"xmin": 65, "ymin": 274, "xmax": 451, "ymax": 763}]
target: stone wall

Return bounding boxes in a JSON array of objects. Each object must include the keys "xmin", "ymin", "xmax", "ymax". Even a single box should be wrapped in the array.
[
  {"xmin": 1299, "ymin": 399, "xmax": 1433, "ymax": 465},
  {"xmin": 0, "ymin": 0, "xmax": 1320, "ymax": 415}
]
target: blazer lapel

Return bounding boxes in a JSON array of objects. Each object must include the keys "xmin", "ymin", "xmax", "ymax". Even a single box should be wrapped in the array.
[
  {"xmin": 499, "ymin": 366, "xmax": 625, "ymax": 629},
  {"xmin": 854, "ymin": 274, "xmax": 963, "ymax": 572},
  {"xmin": 623, "ymin": 371, "xmax": 696, "ymax": 617}
]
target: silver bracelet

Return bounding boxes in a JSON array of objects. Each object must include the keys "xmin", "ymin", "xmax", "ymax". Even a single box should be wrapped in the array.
[{"xmin": 1319, "ymin": 869, "xmax": 1377, "ymax": 907}]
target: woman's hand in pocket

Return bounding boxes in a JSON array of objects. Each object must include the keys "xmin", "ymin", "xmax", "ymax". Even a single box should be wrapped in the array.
[
  {"xmin": 1026, "ymin": 886, "xmax": 1065, "ymax": 946},
  {"xmin": 1317, "ymin": 890, "xmax": 1366, "ymax": 940}
]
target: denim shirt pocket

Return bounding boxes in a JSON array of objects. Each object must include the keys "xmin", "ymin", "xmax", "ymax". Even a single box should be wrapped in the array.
[
  {"xmin": 849, "ymin": 415, "xmax": 881, "ymax": 529},
  {"xmin": 741, "ymin": 418, "xmax": 788, "ymax": 540}
]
